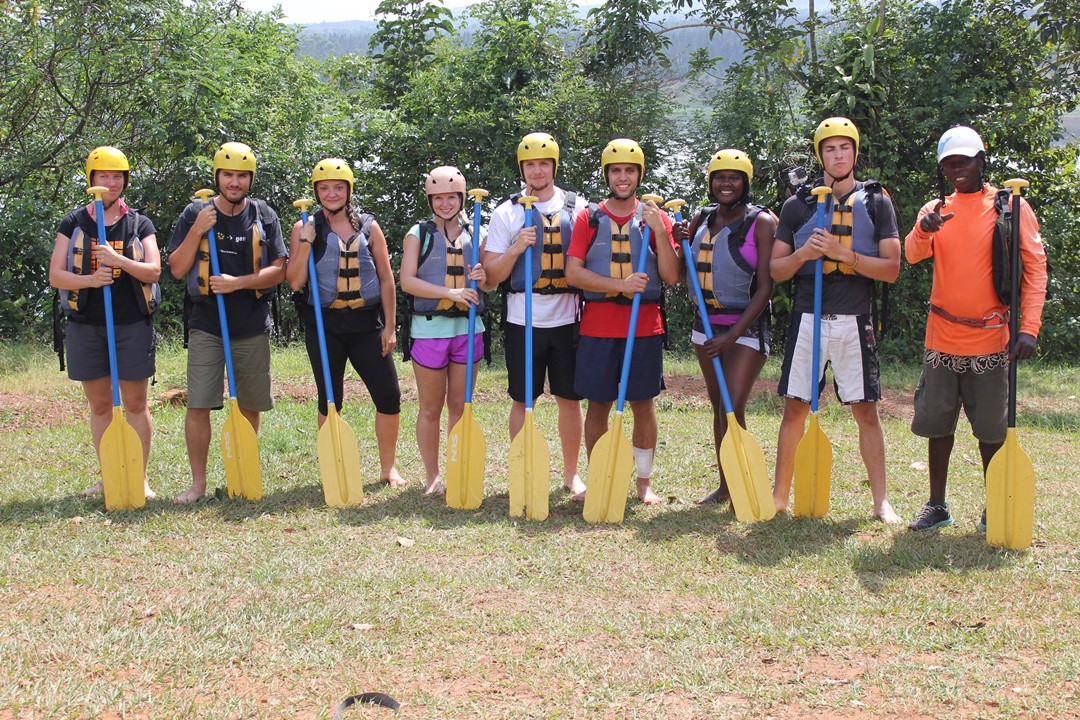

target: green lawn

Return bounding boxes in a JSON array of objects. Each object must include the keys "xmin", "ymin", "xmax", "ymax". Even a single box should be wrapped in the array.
[{"xmin": 1, "ymin": 342, "xmax": 1077, "ymax": 719}]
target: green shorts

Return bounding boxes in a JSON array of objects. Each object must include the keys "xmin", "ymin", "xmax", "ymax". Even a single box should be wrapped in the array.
[
  {"xmin": 187, "ymin": 329, "xmax": 273, "ymax": 411},
  {"xmin": 911, "ymin": 350, "xmax": 1008, "ymax": 443}
]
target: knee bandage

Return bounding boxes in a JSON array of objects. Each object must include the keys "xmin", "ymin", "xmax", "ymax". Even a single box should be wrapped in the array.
[{"xmin": 632, "ymin": 446, "xmax": 655, "ymax": 479}]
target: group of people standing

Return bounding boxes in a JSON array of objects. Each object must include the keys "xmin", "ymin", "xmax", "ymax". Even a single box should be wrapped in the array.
[{"xmin": 50, "ymin": 116, "xmax": 1048, "ymax": 532}]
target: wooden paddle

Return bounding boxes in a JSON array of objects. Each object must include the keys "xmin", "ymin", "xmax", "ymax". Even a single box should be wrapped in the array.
[
  {"xmin": 445, "ymin": 188, "xmax": 489, "ymax": 510},
  {"xmin": 193, "ymin": 189, "xmax": 262, "ymax": 501},
  {"xmin": 666, "ymin": 199, "xmax": 774, "ymax": 522},
  {"xmin": 583, "ymin": 193, "xmax": 664, "ymax": 524},
  {"xmin": 87, "ymin": 186, "xmax": 145, "ymax": 511},
  {"xmin": 293, "ymin": 199, "xmax": 363, "ymax": 507},
  {"xmin": 986, "ymin": 178, "xmax": 1036, "ymax": 550},
  {"xmin": 508, "ymin": 195, "xmax": 551, "ymax": 521},
  {"xmin": 793, "ymin": 186, "xmax": 833, "ymax": 518}
]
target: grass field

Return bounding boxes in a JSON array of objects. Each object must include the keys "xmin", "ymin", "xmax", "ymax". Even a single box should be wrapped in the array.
[{"xmin": 1, "ymin": 341, "xmax": 1077, "ymax": 719}]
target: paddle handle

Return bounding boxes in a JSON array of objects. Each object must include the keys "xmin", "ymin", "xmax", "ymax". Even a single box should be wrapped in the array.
[
  {"xmin": 295, "ymin": 203, "xmax": 337, "ymax": 409},
  {"xmin": 810, "ymin": 186, "xmax": 832, "ymax": 414},
  {"xmin": 615, "ymin": 194, "xmax": 664, "ymax": 414},
  {"xmin": 670, "ymin": 201, "xmax": 738, "ymax": 416},
  {"xmin": 87, "ymin": 187, "xmax": 122, "ymax": 408},
  {"xmin": 1004, "ymin": 178, "xmax": 1028, "ymax": 426},
  {"xmin": 520, "ymin": 195, "xmax": 539, "ymax": 413},
  {"xmin": 463, "ymin": 189, "xmax": 488, "ymax": 405},
  {"xmin": 195, "ymin": 189, "xmax": 239, "ymax": 400}
]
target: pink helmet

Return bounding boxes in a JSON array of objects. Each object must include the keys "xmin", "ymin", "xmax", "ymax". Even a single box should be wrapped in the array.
[{"xmin": 425, "ymin": 166, "xmax": 466, "ymax": 198}]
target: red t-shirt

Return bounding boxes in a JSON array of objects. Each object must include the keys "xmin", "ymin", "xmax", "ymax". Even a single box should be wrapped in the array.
[{"xmin": 567, "ymin": 200, "xmax": 676, "ymax": 338}]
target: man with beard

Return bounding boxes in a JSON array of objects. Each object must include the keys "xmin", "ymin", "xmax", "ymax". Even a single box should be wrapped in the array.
[
  {"xmin": 168, "ymin": 142, "xmax": 287, "ymax": 504},
  {"xmin": 565, "ymin": 138, "xmax": 681, "ymax": 505}
]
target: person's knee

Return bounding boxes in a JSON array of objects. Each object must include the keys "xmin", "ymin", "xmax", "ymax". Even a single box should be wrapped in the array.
[{"xmin": 851, "ymin": 402, "xmax": 881, "ymax": 429}]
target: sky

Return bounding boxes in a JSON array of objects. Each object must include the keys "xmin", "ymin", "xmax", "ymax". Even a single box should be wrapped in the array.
[{"xmin": 239, "ymin": 0, "xmax": 477, "ymax": 24}]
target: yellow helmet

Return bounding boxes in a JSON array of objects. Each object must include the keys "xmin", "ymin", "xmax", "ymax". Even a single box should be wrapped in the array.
[
  {"xmin": 311, "ymin": 158, "xmax": 354, "ymax": 196},
  {"xmin": 213, "ymin": 142, "xmax": 256, "ymax": 181},
  {"xmin": 707, "ymin": 148, "xmax": 753, "ymax": 185},
  {"xmin": 517, "ymin": 132, "xmax": 560, "ymax": 177},
  {"xmin": 601, "ymin": 138, "xmax": 645, "ymax": 180},
  {"xmin": 814, "ymin": 117, "xmax": 860, "ymax": 166},
  {"xmin": 85, "ymin": 146, "xmax": 129, "ymax": 187}
]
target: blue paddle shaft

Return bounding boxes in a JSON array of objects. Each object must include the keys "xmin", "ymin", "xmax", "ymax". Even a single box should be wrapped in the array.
[
  {"xmin": 463, "ymin": 198, "xmax": 482, "ymax": 404},
  {"xmin": 92, "ymin": 198, "xmax": 122, "ymax": 408},
  {"xmin": 615, "ymin": 208, "xmax": 653, "ymax": 414},
  {"xmin": 199, "ymin": 197, "xmax": 240, "ymax": 400},
  {"xmin": 524, "ymin": 206, "xmax": 534, "ymax": 412},
  {"xmin": 811, "ymin": 198, "xmax": 827, "ymax": 414},
  {"xmin": 302, "ymin": 211, "xmax": 336, "ymax": 408},
  {"xmin": 675, "ymin": 209, "xmax": 736, "ymax": 415}
]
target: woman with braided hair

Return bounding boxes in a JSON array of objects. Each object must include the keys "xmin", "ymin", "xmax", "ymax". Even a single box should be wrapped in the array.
[{"xmin": 286, "ymin": 158, "xmax": 405, "ymax": 488}]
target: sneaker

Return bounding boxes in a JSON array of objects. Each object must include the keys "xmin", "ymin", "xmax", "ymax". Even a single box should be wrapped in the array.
[
  {"xmin": 907, "ymin": 503, "xmax": 954, "ymax": 532},
  {"xmin": 977, "ymin": 508, "xmax": 987, "ymax": 533}
]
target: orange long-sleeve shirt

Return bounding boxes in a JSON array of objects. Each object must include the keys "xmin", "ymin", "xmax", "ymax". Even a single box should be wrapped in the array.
[{"xmin": 905, "ymin": 185, "xmax": 1047, "ymax": 356}]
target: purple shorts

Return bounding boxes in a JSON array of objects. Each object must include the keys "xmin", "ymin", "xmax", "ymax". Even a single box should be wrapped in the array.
[{"xmin": 410, "ymin": 334, "xmax": 484, "ymax": 369}]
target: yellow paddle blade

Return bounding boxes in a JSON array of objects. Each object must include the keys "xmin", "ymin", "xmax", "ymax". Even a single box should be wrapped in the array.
[
  {"xmin": 222, "ymin": 399, "xmax": 262, "ymax": 501},
  {"xmin": 445, "ymin": 403, "xmax": 485, "ymax": 510},
  {"xmin": 986, "ymin": 428, "xmax": 1036, "ymax": 550},
  {"xmin": 509, "ymin": 413, "xmax": 550, "ymax": 521},
  {"xmin": 793, "ymin": 413, "xmax": 832, "ymax": 518},
  {"xmin": 317, "ymin": 407, "xmax": 363, "ymax": 507},
  {"xmin": 583, "ymin": 414, "xmax": 634, "ymax": 524},
  {"xmin": 100, "ymin": 407, "xmax": 145, "ymax": 511},
  {"xmin": 719, "ymin": 413, "xmax": 775, "ymax": 523}
]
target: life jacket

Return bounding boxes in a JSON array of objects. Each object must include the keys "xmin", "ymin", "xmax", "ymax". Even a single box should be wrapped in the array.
[
  {"xmin": 409, "ymin": 218, "xmax": 484, "ymax": 318},
  {"xmin": 793, "ymin": 181, "xmax": 881, "ymax": 281},
  {"xmin": 309, "ymin": 210, "xmax": 381, "ymax": 310},
  {"xmin": 506, "ymin": 191, "xmax": 578, "ymax": 294},
  {"xmin": 689, "ymin": 203, "xmax": 768, "ymax": 313},
  {"xmin": 582, "ymin": 201, "xmax": 660, "ymax": 304},
  {"xmin": 186, "ymin": 198, "xmax": 276, "ymax": 302},
  {"xmin": 60, "ymin": 207, "xmax": 160, "ymax": 317}
]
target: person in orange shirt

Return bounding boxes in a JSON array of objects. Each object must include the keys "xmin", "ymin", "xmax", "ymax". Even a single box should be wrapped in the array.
[{"xmin": 904, "ymin": 126, "xmax": 1048, "ymax": 532}]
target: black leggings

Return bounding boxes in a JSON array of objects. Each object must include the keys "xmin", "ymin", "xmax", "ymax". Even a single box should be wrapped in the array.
[{"xmin": 303, "ymin": 324, "xmax": 401, "ymax": 416}]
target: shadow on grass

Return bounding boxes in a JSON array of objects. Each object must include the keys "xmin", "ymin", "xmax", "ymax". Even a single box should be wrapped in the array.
[{"xmin": 850, "ymin": 530, "xmax": 1015, "ymax": 593}]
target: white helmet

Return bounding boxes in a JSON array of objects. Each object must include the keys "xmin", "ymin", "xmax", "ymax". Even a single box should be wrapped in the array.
[{"xmin": 937, "ymin": 126, "xmax": 985, "ymax": 163}]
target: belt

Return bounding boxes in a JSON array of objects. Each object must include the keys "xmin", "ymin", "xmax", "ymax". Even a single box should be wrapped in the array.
[{"xmin": 930, "ymin": 303, "xmax": 1008, "ymax": 329}]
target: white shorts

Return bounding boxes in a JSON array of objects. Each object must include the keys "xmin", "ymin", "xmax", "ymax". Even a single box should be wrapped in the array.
[{"xmin": 778, "ymin": 312, "xmax": 880, "ymax": 405}]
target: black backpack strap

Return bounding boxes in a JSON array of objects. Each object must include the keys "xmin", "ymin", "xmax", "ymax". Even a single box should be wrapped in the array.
[{"xmin": 52, "ymin": 293, "xmax": 65, "ymax": 371}]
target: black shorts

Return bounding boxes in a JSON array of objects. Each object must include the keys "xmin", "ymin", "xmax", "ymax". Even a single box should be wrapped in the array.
[
  {"xmin": 574, "ymin": 335, "xmax": 665, "ymax": 403},
  {"xmin": 65, "ymin": 317, "xmax": 155, "ymax": 382},
  {"xmin": 505, "ymin": 322, "xmax": 582, "ymax": 402}
]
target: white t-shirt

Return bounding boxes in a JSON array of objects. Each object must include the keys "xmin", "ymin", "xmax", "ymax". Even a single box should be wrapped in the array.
[{"xmin": 486, "ymin": 187, "xmax": 588, "ymax": 328}]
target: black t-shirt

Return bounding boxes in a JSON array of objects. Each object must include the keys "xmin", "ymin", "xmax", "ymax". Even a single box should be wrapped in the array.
[
  {"xmin": 169, "ymin": 199, "xmax": 287, "ymax": 339},
  {"xmin": 57, "ymin": 208, "xmax": 157, "ymax": 325},
  {"xmin": 775, "ymin": 182, "xmax": 898, "ymax": 315}
]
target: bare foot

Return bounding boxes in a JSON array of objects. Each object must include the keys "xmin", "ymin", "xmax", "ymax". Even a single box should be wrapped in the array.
[
  {"xmin": 873, "ymin": 500, "xmax": 903, "ymax": 525},
  {"xmin": 173, "ymin": 485, "xmax": 206, "ymax": 505},
  {"xmin": 79, "ymin": 480, "xmax": 104, "ymax": 497},
  {"xmin": 143, "ymin": 481, "xmax": 157, "ymax": 500},
  {"xmin": 773, "ymin": 496, "xmax": 789, "ymax": 514},
  {"xmin": 636, "ymin": 479, "xmax": 663, "ymax": 505},
  {"xmin": 570, "ymin": 489, "xmax": 586, "ymax": 504},
  {"xmin": 383, "ymin": 468, "xmax": 408, "ymax": 489},
  {"xmin": 564, "ymin": 475, "xmax": 586, "ymax": 496},
  {"xmin": 696, "ymin": 486, "xmax": 731, "ymax": 505},
  {"xmin": 424, "ymin": 478, "xmax": 445, "ymax": 496}
]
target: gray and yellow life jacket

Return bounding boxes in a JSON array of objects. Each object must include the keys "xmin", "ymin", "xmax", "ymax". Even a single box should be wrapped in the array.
[
  {"xmin": 410, "ymin": 218, "xmax": 484, "ymax": 318},
  {"xmin": 689, "ymin": 204, "xmax": 768, "ymax": 313},
  {"xmin": 582, "ymin": 202, "xmax": 660, "ymax": 304},
  {"xmin": 507, "ymin": 191, "xmax": 578, "ymax": 294},
  {"xmin": 309, "ymin": 210, "xmax": 381, "ymax": 310},
  {"xmin": 793, "ymin": 182, "xmax": 881, "ymax": 281},
  {"xmin": 60, "ymin": 207, "xmax": 160, "ymax": 317},
  {"xmin": 186, "ymin": 198, "xmax": 277, "ymax": 301}
]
